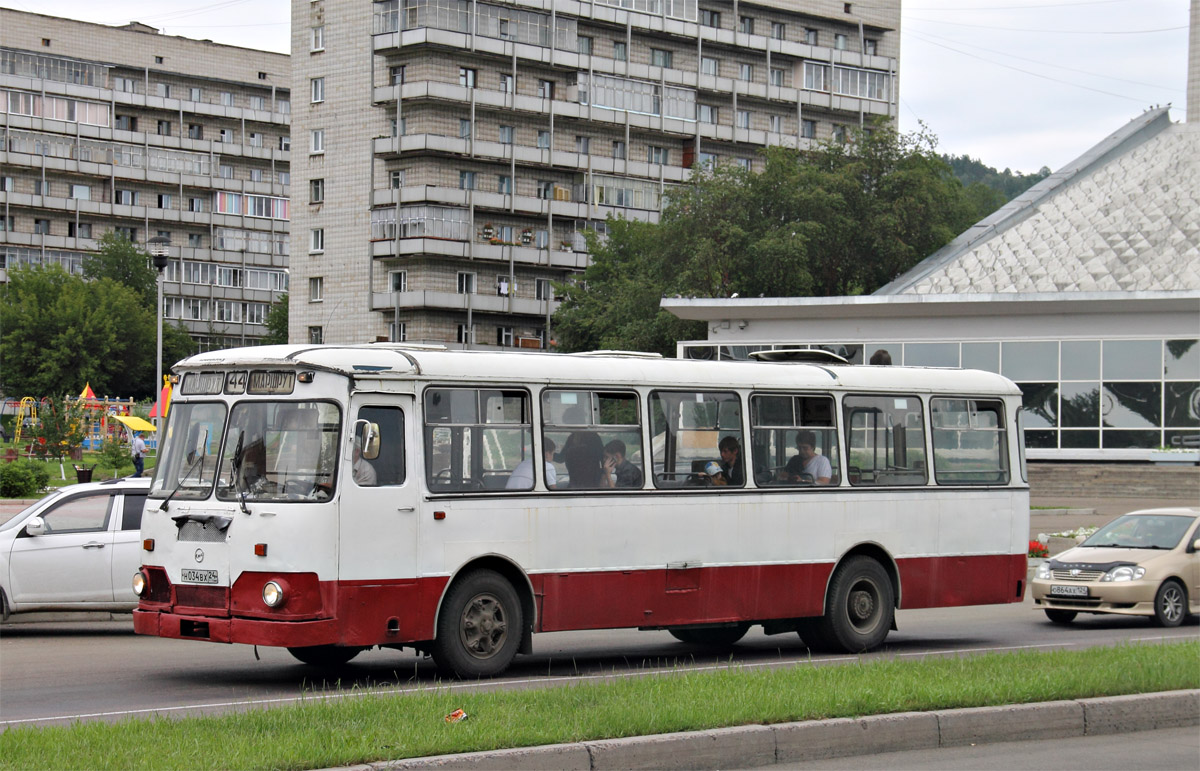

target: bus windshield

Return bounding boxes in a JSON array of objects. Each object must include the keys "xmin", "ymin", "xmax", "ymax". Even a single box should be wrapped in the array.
[
  {"xmin": 150, "ymin": 402, "xmax": 227, "ymax": 500},
  {"xmin": 216, "ymin": 401, "xmax": 341, "ymax": 503}
]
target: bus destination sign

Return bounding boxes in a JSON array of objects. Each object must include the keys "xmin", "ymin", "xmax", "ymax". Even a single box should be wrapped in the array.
[
  {"xmin": 247, "ymin": 371, "xmax": 296, "ymax": 395},
  {"xmin": 180, "ymin": 372, "xmax": 224, "ymax": 395}
]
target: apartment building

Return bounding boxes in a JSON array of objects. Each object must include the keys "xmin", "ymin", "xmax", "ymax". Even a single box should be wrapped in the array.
[
  {"xmin": 0, "ymin": 9, "xmax": 291, "ymax": 351},
  {"xmin": 291, "ymin": 0, "xmax": 900, "ymax": 347}
]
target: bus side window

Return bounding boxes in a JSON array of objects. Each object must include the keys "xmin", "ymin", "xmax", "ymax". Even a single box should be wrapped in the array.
[
  {"xmin": 423, "ymin": 388, "xmax": 531, "ymax": 492},
  {"xmin": 355, "ymin": 406, "xmax": 405, "ymax": 486},
  {"xmin": 931, "ymin": 398, "xmax": 1008, "ymax": 485},
  {"xmin": 542, "ymin": 390, "xmax": 643, "ymax": 491},
  {"xmin": 649, "ymin": 390, "xmax": 742, "ymax": 489},
  {"xmin": 750, "ymin": 393, "xmax": 839, "ymax": 486},
  {"xmin": 843, "ymin": 395, "xmax": 927, "ymax": 486}
]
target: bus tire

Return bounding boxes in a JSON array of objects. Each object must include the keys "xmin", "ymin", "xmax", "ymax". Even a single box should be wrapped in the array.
[
  {"xmin": 1153, "ymin": 580, "xmax": 1186, "ymax": 628},
  {"xmin": 1044, "ymin": 609, "xmax": 1077, "ymax": 624},
  {"xmin": 433, "ymin": 569, "xmax": 523, "ymax": 678},
  {"xmin": 821, "ymin": 556, "xmax": 894, "ymax": 653},
  {"xmin": 668, "ymin": 623, "xmax": 750, "ymax": 648},
  {"xmin": 287, "ymin": 645, "xmax": 364, "ymax": 667}
]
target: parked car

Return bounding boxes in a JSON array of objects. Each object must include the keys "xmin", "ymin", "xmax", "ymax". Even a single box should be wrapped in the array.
[
  {"xmin": 0, "ymin": 477, "xmax": 150, "ymax": 619},
  {"xmin": 1032, "ymin": 508, "xmax": 1200, "ymax": 627}
]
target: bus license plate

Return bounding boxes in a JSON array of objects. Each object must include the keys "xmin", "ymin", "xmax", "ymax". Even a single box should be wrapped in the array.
[
  {"xmin": 1050, "ymin": 584, "xmax": 1088, "ymax": 597},
  {"xmin": 181, "ymin": 569, "xmax": 218, "ymax": 584}
]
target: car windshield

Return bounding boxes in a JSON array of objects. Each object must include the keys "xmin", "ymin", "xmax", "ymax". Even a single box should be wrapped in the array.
[
  {"xmin": 215, "ymin": 401, "xmax": 341, "ymax": 503},
  {"xmin": 1081, "ymin": 514, "xmax": 1195, "ymax": 550},
  {"xmin": 149, "ymin": 402, "xmax": 227, "ymax": 500}
]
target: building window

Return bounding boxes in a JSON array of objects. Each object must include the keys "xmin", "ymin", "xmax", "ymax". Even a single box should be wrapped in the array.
[
  {"xmin": 499, "ymin": 73, "xmax": 513, "ymax": 92},
  {"xmin": 113, "ymin": 77, "xmax": 136, "ymax": 93},
  {"xmin": 736, "ymin": 110, "xmax": 751, "ymax": 129},
  {"xmin": 70, "ymin": 184, "xmax": 90, "ymax": 200},
  {"xmin": 218, "ymin": 128, "xmax": 234, "ymax": 143},
  {"xmin": 740, "ymin": 16, "xmax": 754, "ymax": 34},
  {"xmin": 250, "ymin": 95, "xmax": 266, "ymax": 111},
  {"xmin": 308, "ymin": 326, "xmax": 324, "ymax": 344},
  {"xmin": 391, "ymin": 321, "xmax": 407, "ymax": 342},
  {"xmin": 497, "ymin": 174, "xmax": 512, "ymax": 194},
  {"xmin": 576, "ymin": 135, "xmax": 590, "ymax": 154},
  {"xmin": 578, "ymin": 36, "xmax": 593, "ymax": 55},
  {"xmin": 865, "ymin": 38, "xmax": 877, "ymax": 56},
  {"xmin": 647, "ymin": 145, "xmax": 668, "ymax": 164},
  {"xmin": 310, "ymin": 178, "xmax": 324, "ymax": 203},
  {"xmin": 279, "ymin": 171, "xmax": 290, "ymax": 185},
  {"xmin": 188, "ymin": 233, "xmax": 202, "ymax": 247},
  {"xmin": 497, "ymin": 327, "xmax": 514, "ymax": 347},
  {"xmin": 833, "ymin": 124, "xmax": 847, "ymax": 143},
  {"xmin": 189, "ymin": 87, "xmax": 202, "ymax": 101},
  {"xmin": 115, "ymin": 115, "xmax": 136, "ymax": 131},
  {"xmin": 700, "ymin": 9, "xmax": 720, "ymax": 27},
  {"xmin": 188, "ymin": 197, "xmax": 203, "ymax": 212},
  {"xmin": 651, "ymin": 48, "xmax": 673, "ymax": 68},
  {"xmin": 157, "ymin": 119, "xmax": 171, "ymax": 135},
  {"xmin": 536, "ymin": 278, "xmax": 552, "ymax": 301},
  {"xmin": 537, "ymin": 130, "xmax": 551, "ymax": 149},
  {"xmin": 310, "ymin": 228, "xmax": 324, "ymax": 253},
  {"xmin": 248, "ymin": 132, "xmax": 263, "ymax": 147},
  {"xmin": 115, "ymin": 226, "xmax": 137, "ymax": 241},
  {"xmin": 157, "ymin": 193, "xmax": 173, "ymax": 209},
  {"xmin": 457, "ymin": 324, "xmax": 473, "ymax": 345},
  {"xmin": 499, "ymin": 125, "xmax": 514, "ymax": 144},
  {"xmin": 459, "ymin": 68, "xmax": 476, "ymax": 88},
  {"xmin": 311, "ymin": 129, "xmax": 324, "ymax": 153},
  {"xmin": 772, "ymin": 22, "xmax": 786, "ymax": 40},
  {"xmin": 311, "ymin": 77, "xmax": 325, "ymax": 103},
  {"xmin": 220, "ymin": 91, "xmax": 235, "ymax": 106},
  {"xmin": 612, "ymin": 140, "xmax": 626, "ymax": 159},
  {"xmin": 769, "ymin": 114, "xmax": 783, "ymax": 133},
  {"xmin": 802, "ymin": 118, "xmax": 817, "ymax": 138},
  {"xmin": 739, "ymin": 63, "xmax": 753, "ymax": 81},
  {"xmin": 219, "ymin": 164, "xmax": 234, "ymax": 179},
  {"xmin": 736, "ymin": 158, "xmax": 752, "ymax": 171},
  {"xmin": 770, "ymin": 68, "xmax": 785, "ymax": 87},
  {"xmin": 536, "ymin": 180, "xmax": 554, "ymax": 199},
  {"xmin": 33, "ymin": 219, "xmax": 51, "ymax": 235},
  {"xmin": 115, "ymin": 189, "xmax": 136, "ymax": 205},
  {"xmin": 701, "ymin": 57, "xmax": 718, "ymax": 76},
  {"xmin": 312, "ymin": 25, "xmax": 325, "ymax": 51},
  {"xmin": 459, "ymin": 171, "xmax": 476, "ymax": 190},
  {"xmin": 250, "ymin": 168, "xmax": 263, "ymax": 182},
  {"xmin": 388, "ymin": 65, "xmax": 406, "ymax": 86},
  {"xmin": 457, "ymin": 272, "xmax": 475, "ymax": 294},
  {"xmin": 389, "ymin": 270, "xmax": 407, "ymax": 292},
  {"xmin": 537, "ymin": 79, "xmax": 554, "ymax": 99},
  {"xmin": 697, "ymin": 152, "xmax": 717, "ymax": 167},
  {"xmin": 68, "ymin": 222, "xmax": 92, "ymax": 238},
  {"xmin": 698, "ymin": 104, "xmax": 717, "ymax": 124},
  {"xmin": 613, "ymin": 41, "xmax": 627, "ymax": 61},
  {"xmin": 460, "ymin": 119, "xmax": 472, "ymax": 139},
  {"xmin": 0, "ymin": 216, "xmax": 12, "ymax": 232},
  {"xmin": 390, "ymin": 169, "xmax": 405, "ymax": 188},
  {"xmin": 187, "ymin": 124, "xmax": 203, "ymax": 140},
  {"xmin": 309, "ymin": 276, "xmax": 323, "ymax": 302},
  {"xmin": 805, "ymin": 28, "xmax": 818, "ymax": 45},
  {"xmin": 155, "ymin": 83, "xmax": 171, "ymax": 98},
  {"xmin": 835, "ymin": 34, "xmax": 848, "ymax": 50}
]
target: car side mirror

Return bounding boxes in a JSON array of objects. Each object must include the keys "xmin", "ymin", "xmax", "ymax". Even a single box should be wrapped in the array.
[
  {"xmin": 1192, "ymin": 538, "xmax": 1200, "ymax": 553},
  {"xmin": 24, "ymin": 517, "xmax": 46, "ymax": 537}
]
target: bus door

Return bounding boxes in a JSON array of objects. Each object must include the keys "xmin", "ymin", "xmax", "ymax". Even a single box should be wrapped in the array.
[{"xmin": 338, "ymin": 396, "xmax": 417, "ymax": 587}]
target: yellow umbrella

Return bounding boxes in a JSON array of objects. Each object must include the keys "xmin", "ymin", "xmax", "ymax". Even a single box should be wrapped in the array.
[{"xmin": 113, "ymin": 415, "xmax": 157, "ymax": 432}]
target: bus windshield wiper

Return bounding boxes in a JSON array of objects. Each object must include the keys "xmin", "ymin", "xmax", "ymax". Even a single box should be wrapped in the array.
[
  {"xmin": 159, "ymin": 451, "xmax": 207, "ymax": 512},
  {"xmin": 230, "ymin": 430, "xmax": 250, "ymax": 514}
]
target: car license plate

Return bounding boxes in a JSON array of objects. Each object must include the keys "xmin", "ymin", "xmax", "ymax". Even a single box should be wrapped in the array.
[
  {"xmin": 181, "ymin": 569, "xmax": 218, "ymax": 584},
  {"xmin": 1050, "ymin": 584, "xmax": 1089, "ymax": 597}
]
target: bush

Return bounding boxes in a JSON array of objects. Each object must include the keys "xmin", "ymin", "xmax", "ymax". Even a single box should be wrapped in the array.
[
  {"xmin": 98, "ymin": 437, "xmax": 131, "ymax": 477},
  {"xmin": 0, "ymin": 460, "xmax": 47, "ymax": 497}
]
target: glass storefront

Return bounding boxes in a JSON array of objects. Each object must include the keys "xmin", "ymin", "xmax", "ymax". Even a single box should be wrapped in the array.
[{"xmin": 678, "ymin": 338, "xmax": 1200, "ymax": 452}]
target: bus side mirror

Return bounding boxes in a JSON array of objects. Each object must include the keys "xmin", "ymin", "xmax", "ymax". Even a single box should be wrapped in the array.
[{"xmin": 359, "ymin": 422, "xmax": 381, "ymax": 460}]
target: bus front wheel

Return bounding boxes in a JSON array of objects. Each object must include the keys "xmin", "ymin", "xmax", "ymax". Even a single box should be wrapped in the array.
[
  {"xmin": 816, "ymin": 556, "xmax": 894, "ymax": 653},
  {"xmin": 433, "ymin": 569, "xmax": 523, "ymax": 678}
]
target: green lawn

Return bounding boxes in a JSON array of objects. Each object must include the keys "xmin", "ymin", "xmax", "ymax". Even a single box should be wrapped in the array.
[{"xmin": 1, "ymin": 641, "xmax": 1195, "ymax": 771}]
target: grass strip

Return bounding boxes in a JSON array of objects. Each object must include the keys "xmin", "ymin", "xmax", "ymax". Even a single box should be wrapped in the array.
[{"xmin": 2, "ymin": 641, "xmax": 1197, "ymax": 771}]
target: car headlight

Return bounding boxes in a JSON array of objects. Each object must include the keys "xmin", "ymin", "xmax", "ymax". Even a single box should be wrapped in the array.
[
  {"xmin": 132, "ymin": 570, "xmax": 147, "ymax": 597},
  {"xmin": 1100, "ymin": 565, "xmax": 1145, "ymax": 582},
  {"xmin": 1035, "ymin": 562, "xmax": 1052, "ymax": 580},
  {"xmin": 262, "ymin": 580, "xmax": 285, "ymax": 608}
]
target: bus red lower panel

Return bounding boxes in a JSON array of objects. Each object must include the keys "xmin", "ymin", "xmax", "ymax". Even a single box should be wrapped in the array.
[{"xmin": 895, "ymin": 553, "xmax": 1027, "ymax": 609}]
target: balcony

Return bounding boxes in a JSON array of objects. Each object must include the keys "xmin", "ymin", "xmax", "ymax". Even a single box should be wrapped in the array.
[{"xmin": 370, "ymin": 289, "xmax": 559, "ymax": 318}]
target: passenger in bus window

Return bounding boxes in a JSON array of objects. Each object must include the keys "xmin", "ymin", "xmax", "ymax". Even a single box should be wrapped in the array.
[
  {"xmin": 563, "ymin": 432, "xmax": 606, "ymax": 489},
  {"xmin": 352, "ymin": 441, "xmax": 377, "ymax": 486},
  {"xmin": 603, "ymin": 440, "xmax": 643, "ymax": 488},
  {"xmin": 718, "ymin": 435, "xmax": 744, "ymax": 486},
  {"xmin": 507, "ymin": 437, "xmax": 557, "ymax": 490},
  {"xmin": 783, "ymin": 431, "xmax": 832, "ymax": 484}
]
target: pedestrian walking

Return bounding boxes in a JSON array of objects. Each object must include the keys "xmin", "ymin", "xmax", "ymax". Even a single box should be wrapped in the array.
[{"xmin": 132, "ymin": 432, "xmax": 146, "ymax": 477}]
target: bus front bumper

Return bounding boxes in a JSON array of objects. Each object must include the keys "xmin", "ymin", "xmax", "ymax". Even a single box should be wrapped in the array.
[{"xmin": 134, "ymin": 608, "xmax": 341, "ymax": 647}]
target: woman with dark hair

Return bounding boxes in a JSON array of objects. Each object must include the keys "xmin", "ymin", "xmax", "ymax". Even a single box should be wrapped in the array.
[{"xmin": 563, "ymin": 431, "xmax": 606, "ymax": 489}]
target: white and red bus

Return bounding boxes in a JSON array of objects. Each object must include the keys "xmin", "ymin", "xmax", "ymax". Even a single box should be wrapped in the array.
[{"xmin": 134, "ymin": 345, "xmax": 1029, "ymax": 676}]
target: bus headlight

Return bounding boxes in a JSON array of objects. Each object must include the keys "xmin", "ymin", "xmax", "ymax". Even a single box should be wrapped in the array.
[
  {"xmin": 262, "ymin": 581, "xmax": 285, "ymax": 608},
  {"xmin": 132, "ymin": 570, "xmax": 147, "ymax": 597}
]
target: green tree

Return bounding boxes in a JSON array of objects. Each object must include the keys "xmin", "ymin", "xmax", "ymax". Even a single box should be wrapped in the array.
[
  {"xmin": 554, "ymin": 125, "xmax": 979, "ymax": 354},
  {"xmin": 0, "ymin": 264, "xmax": 156, "ymax": 399},
  {"xmin": 30, "ymin": 395, "xmax": 88, "ymax": 462},
  {"xmin": 263, "ymin": 293, "xmax": 289, "ymax": 344},
  {"xmin": 83, "ymin": 231, "xmax": 159, "ymax": 305}
]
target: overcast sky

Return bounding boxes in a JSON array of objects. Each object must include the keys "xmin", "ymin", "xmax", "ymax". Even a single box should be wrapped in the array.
[{"xmin": 1, "ymin": 0, "xmax": 1189, "ymax": 174}]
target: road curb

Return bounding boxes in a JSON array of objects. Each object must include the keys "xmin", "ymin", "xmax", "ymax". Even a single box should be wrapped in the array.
[{"xmin": 351, "ymin": 690, "xmax": 1200, "ymax": 771}]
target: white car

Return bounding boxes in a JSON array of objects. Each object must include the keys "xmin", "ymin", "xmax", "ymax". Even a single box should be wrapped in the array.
[{"xmin": 0, "ymin": 477, "xmax": 150, "ymax": 619}]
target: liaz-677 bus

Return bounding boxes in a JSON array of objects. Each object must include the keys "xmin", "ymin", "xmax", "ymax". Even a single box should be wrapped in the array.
[{"xmin": 134, "ymin": 344, "xmax": 1030, "ymax": 677}]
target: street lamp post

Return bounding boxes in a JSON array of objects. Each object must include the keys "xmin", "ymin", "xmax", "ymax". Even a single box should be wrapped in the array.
[{"xmin": 146, "ymin": 236, "xmax": 171, "ymax": 432}]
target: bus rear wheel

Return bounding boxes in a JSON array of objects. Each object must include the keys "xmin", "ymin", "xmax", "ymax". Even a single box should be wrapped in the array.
[
  {"xmin": 433, "ymin": 569, "xmax": 523, "ymax": 678},
  {"xmin": 668, "ymin": 623, "xmax": 750, "ymax": 648},
  {"xmin": 812, "ymin": 556, "xmax": 894, "ymax": 653},
  {"xmin": 287, "ymin": 645, "xmax": 365, "ymax": 667}
]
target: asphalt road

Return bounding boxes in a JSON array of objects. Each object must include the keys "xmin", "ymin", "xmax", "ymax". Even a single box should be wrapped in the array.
[{"xmin": 2, "ymin": 596, "xmax": 1196, "ymax": 729}]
